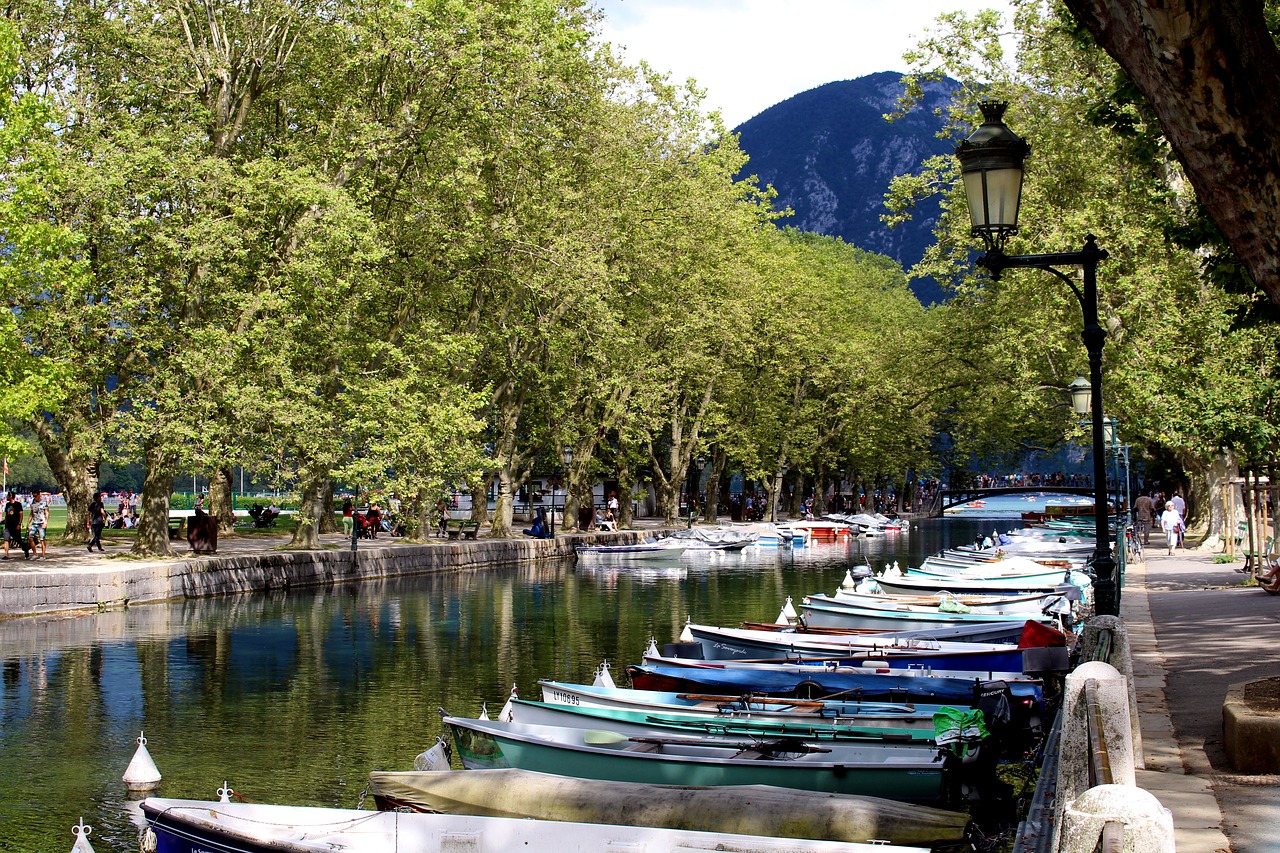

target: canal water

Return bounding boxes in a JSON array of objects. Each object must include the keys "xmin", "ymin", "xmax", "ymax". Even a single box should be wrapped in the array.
[{"xmin": 0, "ymin": 506, "xmax": 1061, "ymax": 852}]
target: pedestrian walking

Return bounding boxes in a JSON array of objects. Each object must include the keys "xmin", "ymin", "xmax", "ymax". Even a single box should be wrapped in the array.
[
  {"xmin": 1169, "ymin": 492, "xmax": 1187, "ymax": 547},
  {"xmin": 87, "ymin": 491, "xmax": 106, "ymax": 552},
  {"xmin": 1159, "ymin": 503, "xmax": 1183, "ymax": 555},
  {"xmin": 28, "ymin": 490, "xmax": 48, "ymax": 559},
  {"xmin": 3, "ymin": 491, "xmax": 28, "ymax": 560},
  {"xmin": 1134, "ymin": 492, "xmax": 1154, "ymax": 545}
]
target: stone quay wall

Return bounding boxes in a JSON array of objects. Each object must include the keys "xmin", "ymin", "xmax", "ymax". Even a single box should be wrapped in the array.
[{"xmin": 0, "ymin": 530, "xmax": 657, "ymax": 619}]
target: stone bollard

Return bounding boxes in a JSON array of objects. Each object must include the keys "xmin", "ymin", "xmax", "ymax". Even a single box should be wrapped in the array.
[
  {"xmin": 1054, "ymin": 661, "xmax": 1135, "ymax": 850},
  {"xmin": 1080, "ymin": 616, "xmax": 1144, "ymax": 768},
  {"xmin": 1059, "ymin": 784, "xmax": 1175, "ymax": 852}
]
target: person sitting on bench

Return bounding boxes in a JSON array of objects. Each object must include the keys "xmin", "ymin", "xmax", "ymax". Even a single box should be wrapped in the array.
[{"xmin": 522, "ymin": 507, "xmax": 551, "ymax": 539}]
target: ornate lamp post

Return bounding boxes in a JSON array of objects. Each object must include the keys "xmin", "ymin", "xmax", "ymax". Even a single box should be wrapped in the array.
[
  {"xmin": 550, "ymin": 445, "xmax": 573, "ymax": 538},
  {"xmin": 956, "ymin": 102, "xmax": 1118, "ymax": 616}
]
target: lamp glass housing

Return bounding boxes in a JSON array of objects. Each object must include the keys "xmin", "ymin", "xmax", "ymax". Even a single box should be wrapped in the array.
[
  {"xmin": 561, "ymin": 446, "xmax": 573, "ymax": 466},
  {"xmin": 1103, "ymin": 417, "xmax": 1117, "ymax": 447},
  {"xmin": 1069, "ymin": 375, "xmax": 1092, "ymax": 417},
  {"xmin": 955, "ymin": 102, "xmax": 1030, "ymax": 252}
]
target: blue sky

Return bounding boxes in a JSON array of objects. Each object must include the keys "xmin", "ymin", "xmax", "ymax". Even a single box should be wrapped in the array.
[{"xmin": 594, "ymin": 0, "xmax": 1014, "ymax": 127}]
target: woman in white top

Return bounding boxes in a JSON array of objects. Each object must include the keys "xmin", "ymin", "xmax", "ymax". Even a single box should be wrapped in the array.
[{"xmin": 1159, "ymin": 505, "xmax": 1183, "ymax": 555}]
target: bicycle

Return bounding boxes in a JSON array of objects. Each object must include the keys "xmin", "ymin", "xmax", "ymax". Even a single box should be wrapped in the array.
[{"xmin": 1124, "ymin": 524, "xmax": 1143, "ymax": 563}]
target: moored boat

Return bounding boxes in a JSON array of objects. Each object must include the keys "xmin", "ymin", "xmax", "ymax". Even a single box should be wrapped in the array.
[
  {"xmin": 366, "ymin": 768, "xmax": 971, "ymax": 849},
  {"xmin": 443, "ymin": 715, "xmax": 948, "ymax": 802},
  {"xmin": 682, "ymin": 623, "xmax": 1028, "ymax": 671},
  {"xmin": 576, "ymin": 541, "xmax": 688, "ymax": 560},
  {"xmin": 799, "ymin": 594, "xmax": 1063, "ymax": 633},
  {"xmin": 624, "ymin": 662, "xmax": 1045, "ymax": 709},
  {"xmin": 505, "ymin": 697, "xmax": 934, "ymax": 743},
  {"xmin": 139, "ymin": 796, "xmax": 928, "ymax": 853},
  {"xmin": 538, "ymin": 680, "xmax": 943, "ymax": 730}
]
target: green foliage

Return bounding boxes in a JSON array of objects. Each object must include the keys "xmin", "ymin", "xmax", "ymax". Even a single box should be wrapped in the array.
[{"xmin": 889, "ymin": 0, "xmax": 1280, "ymax": 478}]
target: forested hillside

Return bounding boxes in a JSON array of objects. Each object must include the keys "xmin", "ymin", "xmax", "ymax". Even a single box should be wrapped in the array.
[{"xmin": 735, "ymin": 72, "xmax": 955, "ymax": 304}]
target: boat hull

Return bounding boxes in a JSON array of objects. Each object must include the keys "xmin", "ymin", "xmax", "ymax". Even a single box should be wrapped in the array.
[
  {"xmin": 625, "ymin": 664, "xmax": 1044, "ymax": 709},
  {"xmin": 800, "ymin": 597, "xmax": 1056, "ymax": 632},
  {"xmin": 444, "ymin": 716, "xmax": 947, "ymax": 803},
  {"xmin": 366, "ymin": 768, "xmax": 970, "ymax": 848},
  {"xmin": 507, "ymin": 697, "xmax": 933, "ymax": 743},
  {"xmin": 538, "ymin": 681, "xmax": 942, "ymax": 730},
  {"xmin": 140, "ymin": 797, "xmax": 927, "ymax": 853}
]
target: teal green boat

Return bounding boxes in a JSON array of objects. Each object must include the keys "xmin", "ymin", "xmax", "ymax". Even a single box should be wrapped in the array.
[
  {"xmin": 507, "ymin": 698, "xmax": 935, "ymax": 744},
  {"xmin": 443, "ymin": 716, "xmax": 947, "ymax": 803}
]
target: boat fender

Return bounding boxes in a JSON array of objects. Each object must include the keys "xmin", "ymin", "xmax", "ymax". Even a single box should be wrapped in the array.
[
  {"xmin": 137, "ymin": 826, "xmax": 156, "ymax": 853},
  {"xmin": 413, "ymin": 736, "xmax": 452, "ymax": 772}
]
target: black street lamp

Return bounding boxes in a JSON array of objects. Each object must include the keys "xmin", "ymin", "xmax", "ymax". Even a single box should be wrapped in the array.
[
  {"xmin": 956, "ymin": 102, "xmax": 1118, "ymax": 616},
  {"xmin": 549, "ymin": 445, "xmax": 574, "ymax": 538}
]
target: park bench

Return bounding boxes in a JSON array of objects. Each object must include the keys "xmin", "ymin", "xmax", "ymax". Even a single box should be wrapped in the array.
[
  {"xmin": 444, "ymin": 519, "xmax": 480, "ymax": 540},
  {"xmin": 168, "ymin": 517, "xmax": 186, "ymax": 540}
]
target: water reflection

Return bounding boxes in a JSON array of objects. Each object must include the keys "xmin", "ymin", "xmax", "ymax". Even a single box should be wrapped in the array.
[{"xmin": 0, "ymin": 518, "xmax": 999, "ymax": 852}]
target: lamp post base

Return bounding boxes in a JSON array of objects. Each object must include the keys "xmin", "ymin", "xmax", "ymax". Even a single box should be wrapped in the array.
[{"xmin": 1091, "ymin": 554, "xmax": 1118, "ymax": 617}]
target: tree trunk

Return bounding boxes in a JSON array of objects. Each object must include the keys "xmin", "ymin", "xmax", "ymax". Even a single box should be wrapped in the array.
[
  {"xmin": 767, "ymin": 461, "xmax": 786, "ymax": 522},
  {"xmin": 32, "ymin": 418, "xmax": 99, "ymax": 545},
  {"xmin": 288, "ymin": 468, "xmax": 328, "ymax": 549},
  {"xmin": 319, "ymin": 482, "xmax": 339, "ymax": 533},
  {"xmin": 207, "ymin": 467, "xmax": 236, "ymax": 533},
  {"xmin": 814, "ymin": 470, "xmax": 828, "ymax": 516},
  {"xmin": 470, "ymin": 477, "xmax": 490, "ymax": 526},
  {"xmin": 132, "ymin": 447, "xmax": 176, "ymax": 557},
  {"xmin": 703, "ymin": 448, "xmax": 725, "ymax": 523},
  {"xmin": 617, "ymin": 458, "xmax": 636, "ymax": 529},
  {"xmin": 1196, "ymin": 451, "xmax": 1238, "ymax": 547},
  {"xmin": 490, "ymin": 464, "xmax": 517, "ymax": 537},
  {"xmin": 1063, "ymin": 0, "xmax": 1280, "ymax": 305},
  {"xmin": 410, "ymin": 485, "xmax": 432, "ymax": 541}
]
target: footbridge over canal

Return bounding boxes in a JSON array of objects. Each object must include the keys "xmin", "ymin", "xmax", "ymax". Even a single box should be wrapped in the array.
[{"xmin": 932, "ymin": 486, "xmax": 1097, "ymax": 516}]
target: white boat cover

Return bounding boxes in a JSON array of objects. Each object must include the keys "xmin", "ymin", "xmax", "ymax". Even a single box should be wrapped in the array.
[{"xmin": 366, "ymin": 769, "xmax": 969, "ymax": 847}]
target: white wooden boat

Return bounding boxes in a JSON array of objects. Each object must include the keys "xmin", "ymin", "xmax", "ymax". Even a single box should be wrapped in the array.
[
  {"xmin": 800, "ymin": 594, "xmax": 1062, "ymax": 632},
  {"xmin": 576, "ymin": 541, "xmax": 688, "ymax": 560},
  {"xmin": 684, "ymin": 623, "xmax": 1026, "ymax": 669},
  {"xmin": 831, "ymin": 587, "xmax": 1054, "ymax": 614},
  {"xmin": 874, "ymin": 570, "xmax": 1093, "ymax": 597},
  {"xmin": 139, "ymin": 797, "xmax": 928, "ymax": 853}
]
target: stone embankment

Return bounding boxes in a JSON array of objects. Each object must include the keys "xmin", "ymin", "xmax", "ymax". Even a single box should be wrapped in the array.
[{"xmin": 0, "ymin": 529, "xmax": 657, "ymax": 619}]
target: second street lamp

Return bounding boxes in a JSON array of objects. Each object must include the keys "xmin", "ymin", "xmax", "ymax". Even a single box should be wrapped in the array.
[{"xmin": 956, "ymin": 102, "xmax": 1118, "ymax": 616}]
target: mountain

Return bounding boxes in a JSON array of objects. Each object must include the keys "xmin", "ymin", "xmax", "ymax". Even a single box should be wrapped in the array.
[{"xmin": 734, "ymin": 71, "xmax": 956, "ymax": 304}]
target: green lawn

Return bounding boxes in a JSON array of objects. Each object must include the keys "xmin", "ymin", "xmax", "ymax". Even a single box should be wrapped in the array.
[{"xmin": 33, "ymin": 506, "xmax": 314, "ymax": 541}]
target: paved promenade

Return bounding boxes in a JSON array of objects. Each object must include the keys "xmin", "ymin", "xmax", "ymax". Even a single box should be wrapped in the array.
[{"xmin": 1125, "ymin": 533, "xmax": 1280, "ymax": 853}]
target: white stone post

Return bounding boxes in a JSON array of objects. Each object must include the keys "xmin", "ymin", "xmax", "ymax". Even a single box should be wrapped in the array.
[{"xmin": 1059, "ymin": 784, "xmax": 1175, "ymax": 852}]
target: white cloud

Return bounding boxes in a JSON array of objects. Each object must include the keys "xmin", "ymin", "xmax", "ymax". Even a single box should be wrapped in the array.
[{"xmin": 594, "ymin": 0, "xmax": 1014, "ymax": 127}]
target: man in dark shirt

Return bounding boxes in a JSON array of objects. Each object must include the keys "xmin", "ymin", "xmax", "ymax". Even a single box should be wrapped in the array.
[
  {"xmin": 3, "ymin": 491, "xmax": 28, "ymax": 560},
  {"xmin": 88, "ymin": 492, "xmax": 107, "ymax": 552},
  {"xmin": 1134, "ymin": 493, "xmax": 1154, "ymax": 545}
]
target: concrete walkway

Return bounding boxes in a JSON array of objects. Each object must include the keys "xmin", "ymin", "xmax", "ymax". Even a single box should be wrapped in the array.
[{"xmin": 1124, "ymin": 532, "xmax": 1280, "ymax": 853}]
